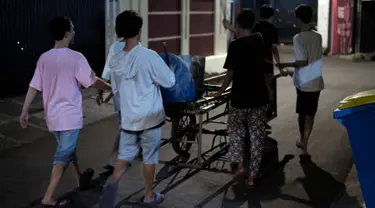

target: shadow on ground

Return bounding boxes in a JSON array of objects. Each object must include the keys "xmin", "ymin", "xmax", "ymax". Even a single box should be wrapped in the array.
[
  {"xmin": 195, "ymin": 137, "xmax": 294, "ymax": 208},
  {"xmin": 194, "ymin": 137, "xmax": 359, "ymax": 208},
  {"xmin": 278, "ymin": 157, "xmax": 359, "ymax": 208},
  {"xmin": 22, "ymin": 170, "xmax": 112, "ymax": 208},
  {"xmin": 21, "ymin": 137, "xmax": 361, "ymax": 208}
]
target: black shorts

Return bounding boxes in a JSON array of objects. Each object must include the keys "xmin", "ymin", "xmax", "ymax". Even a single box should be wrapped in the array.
[{"xmin": 296, "ymin": 88, "xmax": 321, "ymax": 116}]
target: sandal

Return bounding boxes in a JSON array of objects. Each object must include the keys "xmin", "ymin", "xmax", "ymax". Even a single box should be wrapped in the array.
[
  {"xmin": 41, "ymin": 199, "xmax": 70, "ymax": 207},
  {"xmin": 234, "ymin": 168, "xmax": 246, "ymax": 178},
  {"xmin": 247, "ymin": 183, "xmax": 256, "ymax": 189},
  {"xmin": 247, "ymin": 177, "xmax": 256, "ymax": 189},
  {"xmin": 299, "ymin": 154, "xmax": 311, "ymax": 162},
  {"xmin": 79, "ymin": 168, "xmax": 95, "ymax": 190},
  {"xmin": 140, "ymin": 192, "xmax": 165, "ymax": 205}
]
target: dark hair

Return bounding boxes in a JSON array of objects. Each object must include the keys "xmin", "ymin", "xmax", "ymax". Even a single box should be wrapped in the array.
[
  {"xmin": 115, "ymin": 10, "xmax": 143, "ymax": 39},
  {"xmin": 48, "ymin": 16, "xmax": 72, "ymax": 41},
  {"xmin": 295, "ymin": 4, "xmax": 313, "ymax": 24},
  {"xmin": 259, "ymin": 4, "xmax": 275, "ymax": 19},
  {"xmin": 236, "ymin": 9, "xmax": 255, "ymax": 30}
]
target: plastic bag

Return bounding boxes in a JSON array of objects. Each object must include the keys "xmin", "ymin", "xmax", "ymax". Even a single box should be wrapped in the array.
[{"xmin": 159, "ymin": 53, "xmax": 196, "ymax": 103}]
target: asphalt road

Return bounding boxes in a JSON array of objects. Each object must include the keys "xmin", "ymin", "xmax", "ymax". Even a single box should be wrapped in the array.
[{"xmin": 1, "ymin": 54, "xmax": 374, "ymax": 208}]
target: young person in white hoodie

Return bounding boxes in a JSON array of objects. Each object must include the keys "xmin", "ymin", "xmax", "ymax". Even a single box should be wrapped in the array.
[{"xmin": 100, "ymin": 10, "xmax": 175, "ymax": 207}]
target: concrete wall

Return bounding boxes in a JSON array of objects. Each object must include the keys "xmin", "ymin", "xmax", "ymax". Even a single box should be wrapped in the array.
[
  {"xmin": 105, "ymin": 0, "xmax": 231, "ymax": 74},
  {"xmin": 317, "ymin": 0, "xmax": 330, "ymax": 49},
  {"xmin": 105, "ymin": 0, "xmax": 148, "ymax": 56}
]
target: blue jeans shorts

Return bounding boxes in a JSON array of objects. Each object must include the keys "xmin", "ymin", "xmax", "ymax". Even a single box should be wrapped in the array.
[
  {"xmin": 118, "ymin": 127, "xmax": 161, "ymax": 164},
  {"xmin": 52, "ymin": 129, "xmax": 80, "ymax": 165}
]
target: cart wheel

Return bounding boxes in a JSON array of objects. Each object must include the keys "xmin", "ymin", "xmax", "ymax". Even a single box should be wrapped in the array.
[{"xmin": 171, "ymin": 114, "xmax": 197, "ymax": 157}]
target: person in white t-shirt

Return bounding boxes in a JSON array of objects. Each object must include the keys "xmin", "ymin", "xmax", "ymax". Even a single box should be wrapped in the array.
[
  {"xmin": 276, "ymin": 4, "xmax": 324, "ymax": 160},
  {"xmin": 96, "ymin": 40, "xmax": 125, "ymax": 170}
]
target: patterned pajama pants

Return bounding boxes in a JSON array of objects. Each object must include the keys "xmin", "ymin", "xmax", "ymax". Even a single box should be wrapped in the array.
[{"xmin": 227, "ymin": 105, "xmax": 267, "ymax": 179}]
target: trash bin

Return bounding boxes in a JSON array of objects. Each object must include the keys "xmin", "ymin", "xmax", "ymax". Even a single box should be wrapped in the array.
[{"xmin": 334, "ymin": 89, "xmax": 375, "ymax": 208}]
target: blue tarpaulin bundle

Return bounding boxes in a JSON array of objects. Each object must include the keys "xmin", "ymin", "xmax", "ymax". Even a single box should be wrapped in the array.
[{"xmin": 159, "ymin": 53, "xmax": 196, "ymax": 104}]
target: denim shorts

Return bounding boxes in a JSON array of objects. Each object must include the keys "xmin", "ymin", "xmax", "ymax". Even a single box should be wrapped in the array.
[
  {"xmin": 52, "ymin": 129, "xmax": 80, "ymax": 165},
  {"xmin": 118, "ymin": 127, "xmax": 161, "ymax": 164}
]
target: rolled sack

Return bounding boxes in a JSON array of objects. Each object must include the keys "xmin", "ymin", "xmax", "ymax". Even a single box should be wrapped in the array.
[{"xmin": 159, "ymin": 53, "xmax": 197, "ymax": 104}]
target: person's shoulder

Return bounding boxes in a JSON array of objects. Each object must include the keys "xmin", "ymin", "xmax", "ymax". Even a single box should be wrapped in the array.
[
  {"xmin": 253, "ymin": 22, "xmax": 261, "ymax": 30},
  {"xmin": 293, "ymin": 33, "xmax": 304, "ymax": 45},
  {"xmin": 67, "ymin": 49, "xmax": 84, "ymax": 58},
  {"xmin": 293, "ymin": 33, "xmax": 301, "ymax": 41},
  {"xmin": 249, "ymin": 33, "xmax": 264, "ymax": 44},
  {"xmin": 140, "ymin": 47, "xmax": 161, "ymax": 59},
  {"xmin": 38, "ymin": 50, "xmax": 52, "ymax": 61},
  {"xmin": 311, "ymin": 30, "xmax": 323, "ymax": 40},
  {"xmin": 228, "ymin": 38, "xmax": 242, "ymax": 50}
]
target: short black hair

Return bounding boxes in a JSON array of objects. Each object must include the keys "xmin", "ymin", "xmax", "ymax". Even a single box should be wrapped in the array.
[
  {"xmin": 115, "ymin": 10, "xmax": 143, "ymax": 39},
  {"xmin": 236, "ymin": 9, "xmax": 255, "ymax": 30},
  {"xmin": 295, "ymin": 4, "xmax": 313, "ymax": 24},
  {"xmin": 259, "ymin": 4, "xmax": 275, "ymax": 19},
  {"xmin": 48, "ymin": 16, "xmax": 72, "ymax": 41}
]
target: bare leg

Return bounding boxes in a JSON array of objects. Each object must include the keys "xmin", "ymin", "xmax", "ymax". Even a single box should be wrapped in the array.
[
  {"xmin": 107, "ymin": 133, "xmax": 120, "ymax": 167},
  {"xmin": 41, "ymin": 164, "xmax": 65, "ymax": 205},
  {"xmin": 71, "ymin": 162, "xmax": 81, "ymax": 186},
  {"xmin": 301, "ymin": 115, "xmax": 315, "ymax": 155},
  {"xmin": 143, "ymin": 164, "xmax": 156, "ymax": 202},
  {"xmin": 298, "ymin": 114, "xmax": 305, "ymax": 143},
  {"xmin": 100, "ymin": 160, "xmax": 128, "ymax": 208}
]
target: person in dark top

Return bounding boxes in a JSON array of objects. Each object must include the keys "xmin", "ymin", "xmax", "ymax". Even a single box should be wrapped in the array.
[
  {"xmin": 211, "ymin": 9, "xmax": 270, "ymax": 188},
  {"xmin": 252, "ymin": 4, "xmax": 281, "ymax": 124}
]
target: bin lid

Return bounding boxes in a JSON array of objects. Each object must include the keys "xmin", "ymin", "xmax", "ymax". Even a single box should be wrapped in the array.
[{"xmin": 338, "ymin": 89, "xmax": 375, "ymax": 110}]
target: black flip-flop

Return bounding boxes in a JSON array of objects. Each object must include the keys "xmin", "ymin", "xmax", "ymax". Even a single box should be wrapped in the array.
[
  {"xmin": 79, "ymin": 168, "xmax": 95, "ymax": 190},
  {"xmin": 247, "ymin": 183, "xmax": 256, "ymax": 189},
  {"xmin": 299, "ymin": 154, "xmax": 311, "ymax": 162}
]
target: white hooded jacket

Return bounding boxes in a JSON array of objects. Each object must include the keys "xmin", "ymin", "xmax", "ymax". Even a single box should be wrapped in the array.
[{"xmin": 109, "ymin": 43, "xmax": 175, "ymax": 131}]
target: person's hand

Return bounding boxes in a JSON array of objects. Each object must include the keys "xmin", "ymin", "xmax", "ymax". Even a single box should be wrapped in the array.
[
  {"xmin": 208, "ymin": 92, "xmax": 222, "ymax": 98},
  {"xmin": 96, "ymin": 91, "xmax": 104, "ymax": 105},
  {"xmin": 275, "ymin": 63, "xmax": 286, "ymax": 70},
  {"xmin": 279, "ymin": 69, "xmax": 288, "ymax": 77},
  {"xmin": 222, "ymin": 19, "xmax": 231, "ymax": 30},
  {"xmin": 19, "ymin": 111, "xmax": 29, "ymax": 129},
  {"xmin": 286, "ymin": 69, "xmax": 294, "ymax": 77}
]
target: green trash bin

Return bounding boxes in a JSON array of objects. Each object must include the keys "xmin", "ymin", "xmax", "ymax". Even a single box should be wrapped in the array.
[{"xmin": 334, "ymin": 89, "xmax": 375, "ymax": 208}]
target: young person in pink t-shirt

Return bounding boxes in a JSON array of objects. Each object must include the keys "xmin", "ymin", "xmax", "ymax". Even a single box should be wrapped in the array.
[{"xmin": 19, "ymin": 16, "xmax": 111, "ymax": 207}]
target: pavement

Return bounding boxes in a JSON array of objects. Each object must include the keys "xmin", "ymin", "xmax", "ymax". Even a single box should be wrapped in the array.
[{"xmin": 0, "ymin": 53, "xmax": 373, "ymax": 208}]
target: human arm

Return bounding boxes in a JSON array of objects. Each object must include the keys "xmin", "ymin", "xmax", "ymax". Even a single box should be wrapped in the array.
[
  {"xmin": 19, "ymin": 87, "xmax": 38, "ymax": 128},
  {"xmin": 276, "ymin": 37, "xmax": 308, "ymax": 69},
  {"xmin": 91, "ymin": 77, "xmax": 112, "ymax": 91},
  {"xmin": 97, "ymin": 44, "xmax": 116, "ymax": 104},
  {"xmin": 223, "ymin": 19, "xmax": 236, "ymax": 33},
  {"xmin": 215, "ymin": 70, "xmax": 233, "ymax": 96},
  {"xmin": 149, "ymin": 51, "xmax": 175, "ymax": 88},
  {"xmin": 20, "ymin": 61, "xmax": 42, "ymax": 128},
  {"xmin": 75, "ymin": 54, "xmax": 111, "ymax": 91},
  {"xmin": 210, "ymin": 42, "xmax": 236, "ymax": 97}
]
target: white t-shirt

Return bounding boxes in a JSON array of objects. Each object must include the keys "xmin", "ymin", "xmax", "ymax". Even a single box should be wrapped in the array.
[
  {"xmin": 109, "ymin": 44, "xmax": 175, "ymax": 131},
  {"xmin": 102, "ymin": 41, "xmax": 126, "ymax": 112},
  {"xmin": 293, "ymin": 31, "xmax": 325, "ymax": 92}
]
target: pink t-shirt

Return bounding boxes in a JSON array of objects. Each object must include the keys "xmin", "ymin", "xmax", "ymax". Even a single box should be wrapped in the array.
[{"xmin": 29, "ymin": 48, "xmax": 97, "ymax": 131}]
